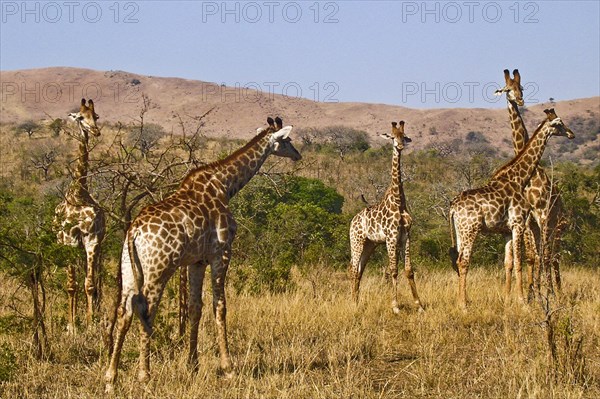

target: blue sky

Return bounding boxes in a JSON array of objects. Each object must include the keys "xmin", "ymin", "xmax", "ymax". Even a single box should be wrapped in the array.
[{"xmin": 1, "ymin": 1, "xmax": 599, "ymax": 108}]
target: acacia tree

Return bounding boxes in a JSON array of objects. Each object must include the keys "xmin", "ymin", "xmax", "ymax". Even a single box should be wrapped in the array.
[
  {"xmin": 17, "ymin": 121, "xmax": 40, "ymax": 138},
  {"xmin": 92, "ymin": 96, "xmax": 214, "ymax": 344},
  {"xmin": 30, "ymin": 148, "xmax": 57, "ymax": 181}
]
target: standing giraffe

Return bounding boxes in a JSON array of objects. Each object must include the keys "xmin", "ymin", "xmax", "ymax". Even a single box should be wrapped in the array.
[
  {"xmin": 349, "ymin": 121, "xmax": 424, "ymax": 313},
  {"xmin": 104, "ymin": 117, "xmax": 301, "ymax": 392},
  {"xmin": 54, "ymin": 99, "xmax": 106, "ymax": 333},
  {"xmin": 449, "ymin": 108, "xmax": 574, "ymax": 309},
  {"xmin": 495, "ymin": 69, "xmax": 567, "ymax": 296}
]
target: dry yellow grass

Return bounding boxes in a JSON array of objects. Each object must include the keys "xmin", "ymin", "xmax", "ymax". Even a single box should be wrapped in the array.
[{"xmin": 1, "ymin": 265, "xmax": 598, "ymax": 398}]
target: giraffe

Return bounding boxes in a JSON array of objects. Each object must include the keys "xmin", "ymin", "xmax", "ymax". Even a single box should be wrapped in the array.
[
  {"xmin": 349, "ymin": 121, "xmax": 424, "ymax": 313},
  {"xmin": 104, "ymin": 117, "xmax": 301, "ymax": 392},
  {"xmin": 495, "ymin": 69, "xmax": 567, "ymax": 297},
  {"xmin": 449, "ymin": 108, "xmax": 574, "ymax": 309},
  {"xmin": 54, "ymin": 98, "xmax": 106, "ymax": 333}
]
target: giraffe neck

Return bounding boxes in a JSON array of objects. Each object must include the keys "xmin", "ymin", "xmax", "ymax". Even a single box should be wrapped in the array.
[
  {"xmin": 493, "ymin": 120, "xmax": 552, "ymax": 188},
  {"xmin": 387, "ymin": 145, "xmax": 406, "ymax": 206},
  {"xmin": 67, "ymin": 127, "xmax": 92, "ymax": 204},
  {"xmin": 507, "ymin": 99, "xmax": 529, "ymax": 155},
  {"xmin": 184, "ymin": 130, "xmax": 273, "ymax": 199}
]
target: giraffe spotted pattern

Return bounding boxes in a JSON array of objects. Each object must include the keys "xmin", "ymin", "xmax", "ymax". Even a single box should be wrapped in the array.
[{"xmin": 105, "ymin": 117, "xmax": 301, "ymax": 393}]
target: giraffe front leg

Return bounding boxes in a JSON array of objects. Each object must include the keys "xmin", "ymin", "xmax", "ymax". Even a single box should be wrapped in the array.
[
  {"xmin": 66, "ymin": 264, "xmax": 78, "ymax": 334},
  {"xmin": 524, "ymin": 219, "xmax": 540, "ymax": 302},
  {"xmin": 402, "ymin": 233, "xmax": 424, "ymax": 312},
  {"xmin": 511, "ymin": 225, "xmax": 526, "ymax": 304},
  {"xmin": 188, "ymin": 263, "xmax": 207, "ymax": 371},
  {"xmin": 503, "ymin": 238, "xmax": 514, "ymax": 304},
  {"xmin": 211, "ymin": 253, "xmax": 233, "ymax": 377},
  {"xmin": 84, "ymin": 239, "xmax": 102, "ymax": 326},
  {"xmin": 385, "ymin": 238, "xmax": 401, "ymax": 314}
]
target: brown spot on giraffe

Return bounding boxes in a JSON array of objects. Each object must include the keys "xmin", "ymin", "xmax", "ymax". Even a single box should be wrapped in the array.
[
  {"xmin": 53, "ymin": 98, "xmax": 105, "ymax": 333},
  {"xmin": 349, "ymin": 121, "xmax": 424, "ymax": 314},
  {"xmin": 449, "ymin": 108, "xmax": 574, "ymax": 310},
  {"xmin": 104, "ymin": 116, "xmax": 301, "ymax": 393}
]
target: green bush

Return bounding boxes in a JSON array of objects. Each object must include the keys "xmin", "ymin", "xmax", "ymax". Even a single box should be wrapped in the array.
[{"xmin": 231, "ymin": 176, "xmax": 347, "ymax": 294}]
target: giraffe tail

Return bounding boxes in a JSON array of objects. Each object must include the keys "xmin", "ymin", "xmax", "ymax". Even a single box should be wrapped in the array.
[
  {"xmin": 448, "ymin": 210, "xmax": 459, "ymax": 275},
  {"xmin": 127, "ymin": 229, "xmax": 152, "ymax": 336}
]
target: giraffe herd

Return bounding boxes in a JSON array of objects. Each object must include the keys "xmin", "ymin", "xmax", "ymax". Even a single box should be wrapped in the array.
[{"xmin": 50, "ymin": 69, "xmax": 575, "ymax": 391}]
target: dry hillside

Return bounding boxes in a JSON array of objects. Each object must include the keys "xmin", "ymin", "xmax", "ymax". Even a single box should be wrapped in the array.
[{"xmin": 1, "ymin": 67, "xmax": 598, "ymax": 159}]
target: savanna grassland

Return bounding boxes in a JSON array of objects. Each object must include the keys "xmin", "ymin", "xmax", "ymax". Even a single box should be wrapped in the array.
[
  {"xmin": 1, "ymin": 265, "xmax": 599, "ymax": 398},
  {"xmin": 1, "ymin": 102, "xmax": 599, "ymax": 398}
]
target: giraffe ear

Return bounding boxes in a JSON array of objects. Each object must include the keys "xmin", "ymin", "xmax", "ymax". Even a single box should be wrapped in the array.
[
  {"xmin": 68, "ymin": 112, "xmax": 79, "ymax": 121},
  {"xmin": 380, "ymin": 132, "xmax": 393, "ymax": 140},
  {"xmin": 273, "ymin": 125, "xmax": 293, "ymax": 139}
]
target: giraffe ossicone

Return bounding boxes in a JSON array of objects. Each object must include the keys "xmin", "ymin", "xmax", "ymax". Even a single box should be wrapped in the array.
[{"xmin": 104, "ymin": 116, "xmax": 301, "ymax": 393}]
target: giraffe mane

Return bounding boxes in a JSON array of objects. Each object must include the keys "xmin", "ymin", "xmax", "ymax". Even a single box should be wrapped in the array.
[{"xmin": 181, "ymin": 128, "xmax": 272, "ymax": 184}]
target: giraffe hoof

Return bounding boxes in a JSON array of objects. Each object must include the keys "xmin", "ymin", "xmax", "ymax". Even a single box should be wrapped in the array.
[
  {"xmin": 104, "ymin": 383, "xmax": 115, "ymax": 394},
  {"xmin": 137, "ymin": 370, "xmax": 150, "ymax": 383},
  {"xmin": 224, "ymin": 370, "xmax": 235, "ymax": 379},
  {"xmin": 217, "ymin": 368, "xmax": 235, "ymax": 379}
]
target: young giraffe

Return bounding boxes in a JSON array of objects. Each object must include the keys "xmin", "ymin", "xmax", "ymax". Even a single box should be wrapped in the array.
[
  {"xmin": 54, "ymin": 99, "xmax": 106, "ymax": 333},
  {"xmin": 449, "ymin": 108, "xmax": 574, "ymax": 309},
  {"xmin": 104, "ymin": 117, "xmax": 301, "ymax": 392},
  {"xmin": 349, "ymin": 121, "xmax": 424, "ymax": 313},
  {"xmin": 495, "ymin": 69, "xmax": 566, "ymax": 297}
]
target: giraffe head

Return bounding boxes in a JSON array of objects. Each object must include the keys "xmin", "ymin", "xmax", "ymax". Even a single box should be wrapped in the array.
[
  {"xmin": 381, "ymin": 121, "xmax": 412, "ymax": 149},
  {"xmin": 494, "ymin": 69, "xmax": 524, "ymax": 106},
  {"xmin": 68, "ymin": 98, "xmax": 100, "ymax": 137},
  {"xmin": 543, "ymin": 108, "xmax": 575, "ymax": 139},
  {"xmin": 262, "ymin": 116, "xmax": 302, "ymax": 161}
]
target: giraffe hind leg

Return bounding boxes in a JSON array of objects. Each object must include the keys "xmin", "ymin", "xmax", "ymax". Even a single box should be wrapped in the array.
[
  {"xmin": 66, "ymin": 264, "xmax": 78, "ymax": 334},
  {"xmin": 104, "ymin": 292, "xmax": 135, "ymax": 393},
  {"xmin": 211, "ymin": 251, "xmax": 233, "ymax": 377},
  {"xmin": 350, "ymin": 239, "xmax": 376, "ymax": 303},
  {"xmin": 401, "ymin": 233, "xmax": 424, "ymax": 312},
  {"xmin": 188, "ymin": 263, "xmax": 207, "ymax": 371}
]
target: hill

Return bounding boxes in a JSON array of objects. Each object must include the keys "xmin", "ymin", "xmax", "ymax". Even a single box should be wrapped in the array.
[{"xmin": 1, "ymin": 67, "xmax": 598, "ymax": 160}]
